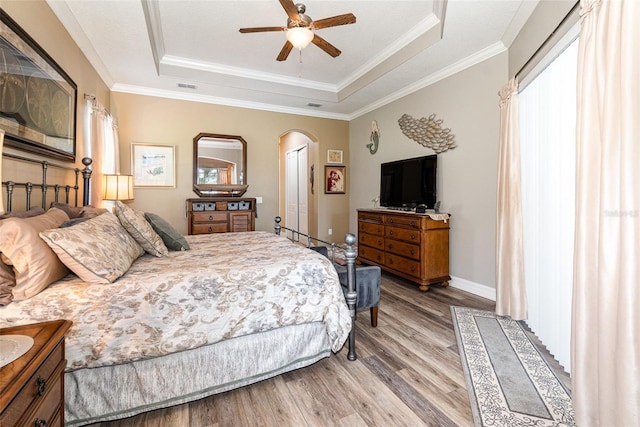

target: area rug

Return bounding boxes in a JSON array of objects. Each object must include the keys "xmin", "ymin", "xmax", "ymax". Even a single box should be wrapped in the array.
[{"xmin": 451, "ymin": 306, "xmax": 575, "ymax": 426}]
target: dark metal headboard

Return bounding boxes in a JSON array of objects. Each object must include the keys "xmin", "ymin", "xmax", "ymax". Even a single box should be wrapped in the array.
[{"xmin": 1, "ymin": 154, "xmax": 92, "ymax": 212}]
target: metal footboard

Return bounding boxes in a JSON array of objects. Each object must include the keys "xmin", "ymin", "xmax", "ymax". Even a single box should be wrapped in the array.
[{"xmin": 274, "ymin": 216, "xmax": 358, "ymax": 361}]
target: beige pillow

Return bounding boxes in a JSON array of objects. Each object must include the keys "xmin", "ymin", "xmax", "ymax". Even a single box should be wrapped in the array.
[
  {"xmin": 115, "ymin": 201, "xmax": 168, "ymax": 257},
  {"xmin": 0, "ymin": 207, "xmax": 70, "ymax": 301},
  {"xmin": 40, "ymin": 212, "xmax": 144, "ymax": 283},
  {"xmin": 80, "ymin": 206, "xmax": 109, "ymax": 218},
  {"xmin": 0, "ymin": 261, "xmax": 15, "ymax": 305}
]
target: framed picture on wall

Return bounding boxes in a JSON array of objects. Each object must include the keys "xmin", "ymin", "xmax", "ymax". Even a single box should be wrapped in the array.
[
  {"xmin": 0, "ymin": 10, "xmax": 77, "ymax": 162},
  {"xmin": 327, "ymin": 149, "xmax": 343, "ymax": 164},
  {"xmin": 325, "ymin": 165, "xmax": 346, "ymax": 194},
  {"xmin": 132, "ymin": 143, "xmax": 176, "ymax": 187}
]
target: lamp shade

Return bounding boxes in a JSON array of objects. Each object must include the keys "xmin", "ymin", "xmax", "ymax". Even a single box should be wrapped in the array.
[
  {"xmin": 102, "ymin": 174, "xmax": 134, "ymax": 201},
  {"xmin": 286, "ymin": 27, "xmax": 314, "ymax": 49}
]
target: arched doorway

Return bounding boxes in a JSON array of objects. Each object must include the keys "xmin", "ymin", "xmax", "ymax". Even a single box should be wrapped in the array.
[{"xmin": 278, "ymin": 130, "xmax": 319, "ymax": 240}]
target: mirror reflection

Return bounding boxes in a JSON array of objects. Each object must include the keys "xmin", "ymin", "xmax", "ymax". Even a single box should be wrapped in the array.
[{"xmin": 193, "ymin": 133, "xmax": 248, "ymax": 197}]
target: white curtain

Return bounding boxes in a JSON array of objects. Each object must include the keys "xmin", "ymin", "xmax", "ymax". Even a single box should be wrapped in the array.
[
  {"xmin": 572, "ymin": 0, "xmax": 640, "ymax": 425},
  {"xmin": 519, "ymin": 38, "xmax": 578, "ymax": 373},
  {"xmin": 495, "ymin": 78, "xmax": 527, "ymax": 320},
  {"xmin": 84, "ymin": 95, "xmax": 120, "ymax": 206},
  {"xmin": 0, "ymin": 129, "xmax": 4, "ymax": 214}
]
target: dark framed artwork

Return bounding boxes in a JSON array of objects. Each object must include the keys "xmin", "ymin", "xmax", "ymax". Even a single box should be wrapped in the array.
[
  {"xmin": 325, "ymin": 165, "xmax": 346, "ymax": 194},
  {"xmin": 0, "ymin": 9, "xmax": 77, "ymax": 162}
]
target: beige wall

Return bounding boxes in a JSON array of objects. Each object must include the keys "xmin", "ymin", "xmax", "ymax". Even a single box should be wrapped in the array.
[
  {"xmin": 112, "ymin": 92, "xmax": 349, "ymax": 237},
  {"xmin": 0, "ymin": 0, "xmax": 109, "ymax": 208},
  {"xmin": 349, "ymin": 52, "xmax": 508, "ymax": 290}
]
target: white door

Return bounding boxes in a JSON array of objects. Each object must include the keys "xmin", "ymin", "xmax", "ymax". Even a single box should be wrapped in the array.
[{"xmin": 285, "ymin": 145, "xmax": 308, "ymax": 241}]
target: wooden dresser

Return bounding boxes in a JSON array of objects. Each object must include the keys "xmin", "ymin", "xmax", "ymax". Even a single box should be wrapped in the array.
[
  {"xmin": 187, "ymin": 197, "xmax": 256, "ymax": 235},
  {"xmin": 0, "ymin": 320, "xmax": 72, "ymax": 427},
  {"xmin": 357, "ymin": 209, "xmax": 450, "ymax": 292}
]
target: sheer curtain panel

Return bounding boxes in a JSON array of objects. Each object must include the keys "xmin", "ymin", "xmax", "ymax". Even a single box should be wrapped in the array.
[
  {"xmin": 572, "ymin": 0, "xmax": 640, "ymax": 425},
  {"xmin": 83, "ymin": 95, "xmax": 120, "ymax": 206},
  {"xmin": 495, "ymin": 78, "xmax": 527, "ymax": 320}
]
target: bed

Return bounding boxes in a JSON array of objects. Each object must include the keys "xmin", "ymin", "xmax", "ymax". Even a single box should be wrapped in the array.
[{"xmin": 0, "ymin": 154, "xmax": 354, "ymax": 426}]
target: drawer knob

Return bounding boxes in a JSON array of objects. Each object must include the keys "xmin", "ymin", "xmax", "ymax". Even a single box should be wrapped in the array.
[
  {"xmin": 388, "ymin": 218, "xmax": 393, "ymax": 223},
  {"xmin": 208, "ymin": 226, "xmax": 213, "ymax": 233},
  {"xmin": 34, "ymin": 419, "xmax": 47, "ymax": 427},
  {"xmin": 389, "ymin": 230, "xmax": 393, "ymax": 235},
  {"xmin": 378, "ymin": 240, "xmax": 382, "ymax": 246},
  {"xmin": 410, "ymin": 248, "xmax": 415, "ymax": 255},
  {"xmin": 36, "ymin": 376, "xmax": 46, "ymax": 396},
  {"xmin": 410, "ymin": 233, "xmax": 416, "ymax": 240},
  {"xmin": 388, "ymin": 244, "xmax": 393, "ymax": 249},
  {"xmin": 389, "ymin": 259, "xmax": 393, "ymax": 265},
  {"xmin": 410, "ymin": 265, "xmax": 415, "ymax": 272},
  {"xmin": 209, "ymin": 215, "xmax": 213, "ymax": 220},
  {"xmin": 410, "ymin": 221, "xmax": 416, "ymax": 227},
  {"xmin": 377, "ymin": 255, "xmax": 382, "ymax": 261}
]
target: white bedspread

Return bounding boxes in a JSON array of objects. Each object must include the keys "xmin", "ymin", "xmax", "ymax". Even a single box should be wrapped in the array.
[{"xmin": 0, "ymin": 232, "xmax": 351, "ymax": 371}]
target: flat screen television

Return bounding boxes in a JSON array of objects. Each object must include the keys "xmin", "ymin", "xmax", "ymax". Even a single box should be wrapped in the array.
[{"xmin": 380, "ymin": 154, "xmax": 437, "ymax": 209}]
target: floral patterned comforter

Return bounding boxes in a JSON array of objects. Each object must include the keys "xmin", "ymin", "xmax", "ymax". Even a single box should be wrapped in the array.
[{"xmin": 0, "ymin": 232, "xmax": 352, "ymax": 371}]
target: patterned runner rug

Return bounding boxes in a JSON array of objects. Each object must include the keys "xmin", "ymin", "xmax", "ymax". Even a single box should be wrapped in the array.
[{"xmin": 451, "ymin": 306, "xmax": 575, "ymax": 426}]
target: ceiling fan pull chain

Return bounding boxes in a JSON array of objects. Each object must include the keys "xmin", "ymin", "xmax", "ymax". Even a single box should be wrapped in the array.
[{"xmin": 298, "ymin": 49, "xmax": 304, "ymax": 78}]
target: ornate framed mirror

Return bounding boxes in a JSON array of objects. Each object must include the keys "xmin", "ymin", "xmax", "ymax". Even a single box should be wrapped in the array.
[{"xmin": 193, "ymin": 133, "xmax": 248, "ymax": 197}]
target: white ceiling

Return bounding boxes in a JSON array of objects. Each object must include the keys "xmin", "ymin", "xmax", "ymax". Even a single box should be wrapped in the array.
[{"xmin": 47, "ymin": 0, "xmax": 538, "ymax": 120}]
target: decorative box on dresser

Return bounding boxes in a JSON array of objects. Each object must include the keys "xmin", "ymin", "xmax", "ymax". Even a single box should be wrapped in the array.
[
  {"xmin": 0, "ymin": 320, "xmax": 72, "ymax": 427},
  {"xmin": 187, "ymin": 197, "xmax": 256, "ymax": 235},
  {"xmin": 357, "ymin": 209, "xmax": 450, "ymax": 292}
]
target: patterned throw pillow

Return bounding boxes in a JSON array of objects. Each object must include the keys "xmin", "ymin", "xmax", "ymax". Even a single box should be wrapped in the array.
[
  {"xmin": 114, "ymin": 201, "xmax": 168, "ymax": 257},
  {"xmin": 40, "ymin": 212, "xmax": 144, "ymax": 283}
]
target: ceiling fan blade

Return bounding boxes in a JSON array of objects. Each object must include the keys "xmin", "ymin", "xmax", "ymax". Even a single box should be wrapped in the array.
[
  {"xmin": 277, "ymin": 41, "xmax": 294, "ymax": 61},
  {"xmin": 311, "ymin": 13, "xmax": 356, "ymax": 30},
  {"xmin": 312, "ymin": 34, "xmax": 341, "ymax": 58},
  {"xmin": 278, "ymin": 0, "xmax": 300, "ymax": 21},
  {"xmin": 239, "ymin": 26, "xmax": 286, "ymax": 33}
]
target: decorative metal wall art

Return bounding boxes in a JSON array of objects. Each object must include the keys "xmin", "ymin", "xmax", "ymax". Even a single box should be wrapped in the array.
[
  {"xmin": 367, "ymin": 120, "xmax": 379, "ymax": 154},
  {"xmin": 398, "ymin": 113, "xmax": 456, "ymax": 153}
]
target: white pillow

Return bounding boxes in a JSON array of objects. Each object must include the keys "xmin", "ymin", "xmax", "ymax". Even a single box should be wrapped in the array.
[{"xmin": 40, "ymin": 212, "xmax": 144, "ymax": 283}]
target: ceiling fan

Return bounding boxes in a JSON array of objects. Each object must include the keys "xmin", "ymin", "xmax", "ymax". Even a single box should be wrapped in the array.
[{"xmin": 239, "ymin": 0, "xmax": 356, "ymax": 61}]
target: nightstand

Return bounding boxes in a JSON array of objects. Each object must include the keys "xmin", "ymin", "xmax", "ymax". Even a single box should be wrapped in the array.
[{"xmin": 0, "ymin": 320, "xmax": 72, "ymax": 427}]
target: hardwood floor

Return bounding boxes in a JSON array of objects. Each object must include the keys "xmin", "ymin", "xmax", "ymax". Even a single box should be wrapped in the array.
[{"xmin": 90, "ymin": 273, "xmax": 498, "ymax": 427}]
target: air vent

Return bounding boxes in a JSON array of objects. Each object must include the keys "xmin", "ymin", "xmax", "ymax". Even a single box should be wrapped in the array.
[
  {"xmin": 177, "ymin": 83, "xmax": 197, "ymax": 89},
  {"xmin": 307, "ymin": 102, "xmax": 322, "ymax": 108}
]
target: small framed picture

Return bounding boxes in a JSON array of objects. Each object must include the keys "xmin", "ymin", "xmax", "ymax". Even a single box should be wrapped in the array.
[
  {"xmin": 327, "ymin": 149, "xmax": 343, "ymax": 164},
  {"xmin": 132, "ymin": 143, "xmax": 176, "ymax": 187},
  {"xmin": 325, "ymin": 165, "xmax": 346, "ymax": 194}
]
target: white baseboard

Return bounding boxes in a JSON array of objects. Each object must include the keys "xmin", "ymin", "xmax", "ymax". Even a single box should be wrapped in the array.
[{"xmin": 449, "ymin": 275, "xmax": 496, "ymax": 301}]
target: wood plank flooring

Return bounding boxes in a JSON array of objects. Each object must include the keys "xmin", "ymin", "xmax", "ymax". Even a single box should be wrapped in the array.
[{"xmin": 89, "ymin": 273, "xmax": 497, "ymax": 427}]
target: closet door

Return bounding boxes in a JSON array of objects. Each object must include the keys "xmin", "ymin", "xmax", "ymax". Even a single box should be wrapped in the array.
[{"xmin": 285, "ymin": 145, "xmax": 309, "ymax": 241}]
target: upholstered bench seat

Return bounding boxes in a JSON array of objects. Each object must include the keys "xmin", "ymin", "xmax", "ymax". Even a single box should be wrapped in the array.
[
  {"xmin": 333, "ymin": 263, "xmax": 381, "ymax": 327},
  {"xmin": 310, "ymin": 246, "xmax": 381, "ymax": 327}
]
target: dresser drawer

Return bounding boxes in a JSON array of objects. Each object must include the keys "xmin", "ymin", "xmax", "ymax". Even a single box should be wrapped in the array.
[
  {"xmin": 359, "ymin": 245, "xmax": 384, "ymax": 264},
  {"xmin": 359, "ymin": 221, "xmax": 384, "ymax": 236},
  {"xmin": 359, "ymin": 233, "xmax": 384, "ymax": 250},
  {"xmin": 385, "ymin": 239, "xmax": 420, "ymax": 260},
  {"xmin": 192, "ymin": 212, "xmax": 227, "ymax": 223},
  {"xmin": 385, "ymin": 253, "xmax": 421, "ymax": 278},
  {"xmin": 385, "ymin": 226, "xmax": 421, "ymax": 243},
  {"xmin": 192, "ymin": 223, "xmax": 228, "ymax": 234},
  {"xmin": 358, "ymin": 212, "xmax": 383, "ymax": 223},
  {"xmin": 384, "ymin": 215, "xmax": 422, "ymax": 229},
  {"xmin": 2, "ymin": 342, "xmax": 63, "ymax": 426},
  {"xmin": 24, "ymin": 368, "xmax": 63, "ymax": 427}
]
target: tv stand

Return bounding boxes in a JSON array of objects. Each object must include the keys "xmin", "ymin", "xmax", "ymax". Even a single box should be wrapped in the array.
[{"xmin": 357, "ymin": 209, "xmax": 450, "ymax": 292}]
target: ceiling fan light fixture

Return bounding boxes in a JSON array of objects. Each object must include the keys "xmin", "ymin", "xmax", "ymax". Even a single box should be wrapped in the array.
[{"xmin": 286, "ymin": 27, "xmax": 314, "ymax": 49}]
